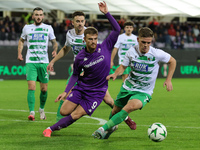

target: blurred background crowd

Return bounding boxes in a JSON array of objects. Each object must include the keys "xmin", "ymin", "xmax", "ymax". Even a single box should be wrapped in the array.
[{"xmin": 1, "ymin": 15, "xmax": 200, "ymax": 50}]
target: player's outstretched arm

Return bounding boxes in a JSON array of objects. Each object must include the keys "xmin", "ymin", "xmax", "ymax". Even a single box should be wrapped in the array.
[
  {"xmin": 107, "ymin": 64, "xmax": 127, "ymax": 81},
  {"xmin": 47, "ymin": 45, "xmax": 71, "ymax": 72},
  {"xmin": 17, "ymin": 38, "xmax": 25, "ymax": 61},
  {"xmin": 98, "ymin": 1, "xmax": 108, "ymax": 14},
  {"xmin": 163, "ymin": 56, "xmax": 176, "ymax": 91},
  {"xmin": 55, "ymin": 92, "xmax": 67, "ymax": 102}
]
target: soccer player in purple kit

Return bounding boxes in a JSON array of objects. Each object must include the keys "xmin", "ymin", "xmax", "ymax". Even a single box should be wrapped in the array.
[{"xmin": 43, "ymin": 1, "xmax": 121, "ymax": 137}]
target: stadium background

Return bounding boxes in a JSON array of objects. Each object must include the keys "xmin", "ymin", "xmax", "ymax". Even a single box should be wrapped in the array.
[{"xmin": 1, "ymin": 0, "xmax": 200, "ymax": 80}]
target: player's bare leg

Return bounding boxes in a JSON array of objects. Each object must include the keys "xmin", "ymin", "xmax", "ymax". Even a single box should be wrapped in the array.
[{"xmin": 103, "ymin": 90, "xmax": 114, "ymax": 108}]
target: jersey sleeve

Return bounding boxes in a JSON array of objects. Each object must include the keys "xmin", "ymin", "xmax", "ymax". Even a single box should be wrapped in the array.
[
  {"xmin": 156, "ymin": 49, "xmax": 171, "ymax": 63},
  {"xmin": 65, "ymin": 31, "xmax": 70, "ymax": 47},
  {"xmin": 64, "ymin": 55, "xmax": 82, "ymax": 93},
  {"xmin": 114, "ymin": 35, "xmax": 121, "ymax": 48},
  {"xmin": 101, "ymin": 12, "xmax": 121, "ymax": 52},
  {"xmin": 122, "ymin": 47, "xmax": 132, "ymax": 67},
  {"xmin": 48, "ymin": 25, "xmax": 56, "ymax": 40},
  {"xmin": 20, "ymin": 25, "xmax": 27, "ymax": 40}
]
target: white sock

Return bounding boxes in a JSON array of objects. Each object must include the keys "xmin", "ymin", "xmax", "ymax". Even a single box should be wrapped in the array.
[
  {"xmin": 47, "ymin": 127, "xmax": 52, "ymax": 131},
  {"xmin": 30, "ymin": 111, "xmax": 35, "ymax": 116},
  {"xmin": 99, "ymin": 127, "xmax": 105, "ymax": 132}
]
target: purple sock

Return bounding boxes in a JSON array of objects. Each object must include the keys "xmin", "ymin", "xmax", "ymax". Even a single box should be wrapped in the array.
[{"xmin": 50, "ymin": 115, "xmax": 76, "ymax": 131}]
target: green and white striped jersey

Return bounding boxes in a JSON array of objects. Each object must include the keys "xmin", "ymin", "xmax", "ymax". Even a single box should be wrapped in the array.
[
  {"xmin": 114, "ymin": 33, "xmax": 138, "ymax": 64},
  {"xmin": 122, "ymin": 45, "xmax": 171, "ymax": 95},
  {"xmin": 21, "ymin": 23, "xmax": 56, "ymax": 63},
  {"xmin": 65, "ymin": 28, "xmax": 86, "ymax": 60}
]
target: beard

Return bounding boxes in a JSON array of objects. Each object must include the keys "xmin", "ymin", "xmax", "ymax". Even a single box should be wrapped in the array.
[{"xmin": 34, "ymin": 18, "xmax": 43, "ymax": 26}]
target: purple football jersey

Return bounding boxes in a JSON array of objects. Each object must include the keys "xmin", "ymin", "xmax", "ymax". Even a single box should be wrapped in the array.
[{"xmin": 65, "ymin": 12, "xmax": 120, "ymax": 94}]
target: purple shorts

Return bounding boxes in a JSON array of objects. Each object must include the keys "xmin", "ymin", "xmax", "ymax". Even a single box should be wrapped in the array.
[{"xmin": 67, "ymin": 88, "xmax": 106, "ymax": 116}]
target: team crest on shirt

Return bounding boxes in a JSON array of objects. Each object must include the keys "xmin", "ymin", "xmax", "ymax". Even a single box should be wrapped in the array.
[
  {"xmin": 147, "ymin": 56, "xmax": 154, "ymax": 61},
  {"xmin": 98, "ymin": 48, "xmax": 101, "ymax": 53},
  {"xmin": 69, "ymin": 93, "xmax": 73, "ymax": 98}
]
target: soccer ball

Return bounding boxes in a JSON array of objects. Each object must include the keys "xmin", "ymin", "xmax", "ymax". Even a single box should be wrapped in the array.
[{"xmin": 148, "ymin": 122, "xmax": 167, "ymax": 142}]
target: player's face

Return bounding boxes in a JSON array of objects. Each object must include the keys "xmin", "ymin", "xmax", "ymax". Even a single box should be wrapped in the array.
[
  {"xmin": 84, "ymin": 34, "xmax": 98, "ymax": 52},
  {"xmin": 137, "ymin": 37, "xmax": 152, "ymax": 54},
  {"xmin": 32, "ymin": 10, "xmax": 44, "ymax": 25},
  {"xmin": 124, "ymin": 26, "xmax": 134, "ymax": 36},
  {"xmin": 72, "ymin": 16, "xmax": 85, "ymax": 33}
]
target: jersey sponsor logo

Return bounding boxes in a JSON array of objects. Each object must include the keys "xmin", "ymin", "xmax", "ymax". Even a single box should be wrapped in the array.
[
  {"xmin": 71, "ymin": 45, "xmax": 85, "ymax": 55},
  {"xmin": 134, "ymin": 62, "xmax": 148, "ymax": 72},
  {"xmin": 122, "ymin": 43, "xmax": 135, "ymax": 50},
  {"xmin": 84, "ymin": 55, "xmax": 104, "ymax": 68},
  {"xmin": 32, "ymin": 34, "xmax": 44, "ymax": 40}
]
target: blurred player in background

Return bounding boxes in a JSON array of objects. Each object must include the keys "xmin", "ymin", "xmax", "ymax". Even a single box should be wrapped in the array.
[
  {"xmin": 43, "ymin": 1, "xmax": 120, "ymax": 137},
  {"xmin": 111, "ymin": 21, "xmax": 138, "ymax": 82},
  {"xmin": 93, "ymin": 27, "xmax": 176, "ymax": 139},
  {"xmin": 17, "ymin": 7, "xmax": 58, "ymax": 121}
]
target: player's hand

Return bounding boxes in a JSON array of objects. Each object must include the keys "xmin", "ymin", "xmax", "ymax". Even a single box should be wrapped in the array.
[
  {"xmin": 106, "ymin": 74, "xmax": 117, "ymax": 81},
  {"xmin": 17, "ymin": 54, "xmax": 23, "ymax": 61},
  {"xmin": 47, "ymin": 62, "xmax": 54, "ymax": 73},
  {"xmin": 98, "ymin": 1, "xmax": 108, "ymax": 14},
  {"xmin": 55, "ymin": 92, "xmax": 67, "ymax": 102},
  {"xmin": 52, "ymin": 50, "xmax": 57, "ymax": 58},
  {"xmin": 163, "ymin": 80, "xmax": 173, "ymax": 91}
]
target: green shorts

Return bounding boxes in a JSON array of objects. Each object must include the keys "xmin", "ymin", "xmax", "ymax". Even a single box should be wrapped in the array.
[
  {"xmin": 123, "ymin": 66, "xmax": 131, "ymax": 75},
  {"xmin": 26, "ymin": 63, "xmax": 49, "ymax": 83},
  {"xmin": 114, "ymin": 86, "xmax": 152, "ymax": 109}
]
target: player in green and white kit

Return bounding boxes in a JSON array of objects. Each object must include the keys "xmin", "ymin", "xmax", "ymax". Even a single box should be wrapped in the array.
[
  {"xmin": 17, "ymin": 7, "xmax": 58, "ymax": 121},
  {"xmin": 111, "ymin": 21, "xmax": 138, "ymax": 82},
  {"xmin": 93, "ymin": 27, "xmax": 176, "ymax": 139}
]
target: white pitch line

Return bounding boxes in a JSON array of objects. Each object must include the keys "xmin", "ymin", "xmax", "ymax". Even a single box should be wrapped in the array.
[
  {"xmin": 0, "ymin": 108, "xmax": 107, "ymax": 125},
  {"xmin": 0, "ymin": 109, "xmax": 200, "ymax": 129}
]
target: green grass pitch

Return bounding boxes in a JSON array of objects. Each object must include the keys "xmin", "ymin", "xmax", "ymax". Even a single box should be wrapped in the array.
[{"xmin": 0, "ymin": 78, "xmax": 199, "ymax": 150}]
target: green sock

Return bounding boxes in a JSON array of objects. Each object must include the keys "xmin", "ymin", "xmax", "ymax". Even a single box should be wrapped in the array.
[
  {"xmin": 27, "ymin": 90, "xmax": 35, "ymax": 111},
  {"xmin": 109, "ymin": 111, "xmax": 113, "ymax": 119},
  {"xmin": 40, "ymin": 91, "xmax": 47, "ymax": 109},
  {"xmin": 102, "ymin": 109, "xmax": 128, "ymax": 131},
  {"xmin": 56, "ymin": 100, "xmax": 64, "ymax": 122}
]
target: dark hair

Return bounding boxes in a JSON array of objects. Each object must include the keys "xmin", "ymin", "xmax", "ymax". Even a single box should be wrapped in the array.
[
  {"xmin": 33, "ymin": 7, "xmax": 43, "ymax": 12},
  {"xmin": 138, "ymin": 27, "xmax": 154, "ymax": 38},
  {"xmin": 84, "ymin": 27, "xmax": 98, "ymax": 37},
  {"xmin": 124, "ymin": 21, "xmax": 134, "ymax": 28},
  {"xmin": 72, "ymin": 11, "xmax": 85, "ymax": 19}
]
